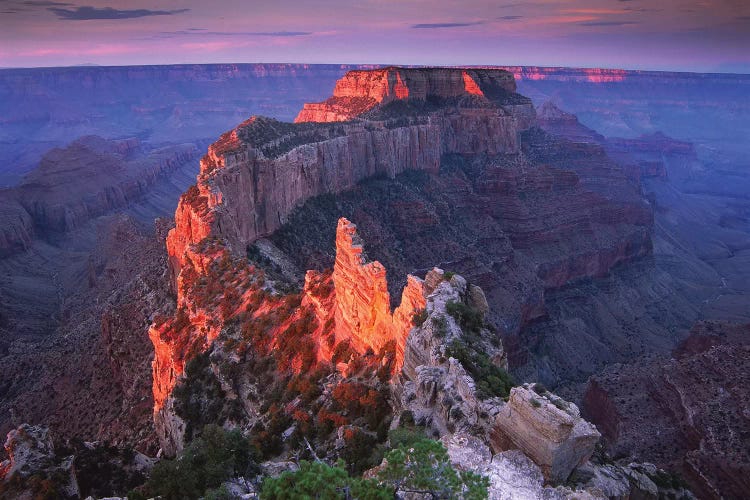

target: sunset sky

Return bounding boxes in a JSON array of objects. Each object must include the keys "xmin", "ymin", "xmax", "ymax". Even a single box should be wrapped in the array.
[{"xmin": 1, "ymin": 0, "xmax": 749, "ymax": 72}]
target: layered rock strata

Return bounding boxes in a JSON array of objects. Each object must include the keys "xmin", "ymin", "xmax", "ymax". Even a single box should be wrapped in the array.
[
  {"xmin": 295, "ymin": 67, "xmax": 519, "ymax": 122},
  {"xmin": 493, "ymin": 385, "xmax": 600, "ymax": 483},
  {"xmin": 0, "ymin": 136, "xmax": 198, "ymax": 257},
  {"xmin": 165, "ymin": 67, "xmax": 536, "ymax": 284}
]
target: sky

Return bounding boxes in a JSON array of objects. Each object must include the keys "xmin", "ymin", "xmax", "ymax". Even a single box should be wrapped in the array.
[{"xmin": 1, "ymin": 0, "xmax": 749, "ymax": 72}]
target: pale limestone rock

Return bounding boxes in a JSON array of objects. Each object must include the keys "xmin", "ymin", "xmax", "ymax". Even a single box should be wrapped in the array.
[
  {"xmin": 442, "ymin": 434, "xmax": 594, "ymax": 500},
  {"xmin": 2, "ymin": 425, "xmax": 56, "ymax": 480},
  {"xmin": 468, "ymin": 284, "xmax": 490, "ymax": 315},
  {"xmin": 154, "ymin": 396, "xmax": 187, "ymax": 457},
  {"xmin": 1, "ymin": 424, "xmax": 80, "ymax": 498},
  {"xmin": 493, "ymin": 384, "xmax": 600, "ymax": 483},
  {"xmin": 398, "ymin": 271, "xmax": 504, "ymax": 437}
]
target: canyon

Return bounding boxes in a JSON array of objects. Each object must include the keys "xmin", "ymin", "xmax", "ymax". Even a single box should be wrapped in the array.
[
  {"xmin": 0, "ymin": 63, "xmax": 369, "ymax": 186},
  {"xmin": 146, "ymin": 66, "xmax": 683, "ymax": 494},
  {"xmin": 0, "ymin": 64, "xmax": 748, "ymax": 498}
]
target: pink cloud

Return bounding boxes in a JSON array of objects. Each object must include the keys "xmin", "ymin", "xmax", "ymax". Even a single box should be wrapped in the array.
[{"xmin": 21, "ymin": 44, "xmax": 140, "ymax": 57}]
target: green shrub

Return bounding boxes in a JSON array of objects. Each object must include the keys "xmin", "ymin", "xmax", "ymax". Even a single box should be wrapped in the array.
[
  {"xmin": 532, "ymin": 383, "xmax": 548, "ymax": 395},
  {"xmin": 378, "ymin": 438, "xmax": 489, "ymax": 499},
  {"xmin": 172, "ymin": 352, "xmax": 233, "ymax": 441},
  {"xmin": 144, "ymin": 425, "xmax": 257, "ymax": 500},
  {"xmin": 431, "ymin": 315, "xmax": 448, "ymax": 338},
  {"xmin": 446, "ymin": 301, "xmax": 484, "ymax": 333},
  {"xmin": 260, "ymin": 460, "xmax": 392, "ymax": 500},
  {"xmin": 411, "ymin": 308, "xmax": 428, "ymax": 327},
  {"xmin": 388, "ymin": 427, "xmax": 426, "ymax": 449},
  {"xmin": 446, "ymin": 339, "xmax": 514, "ymax": 400}
]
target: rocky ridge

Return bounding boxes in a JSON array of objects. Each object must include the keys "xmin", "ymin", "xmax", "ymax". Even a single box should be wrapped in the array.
[
  {"xmin": 165, "ymin": 67, "xmax": 654, "ymax": 391},
  {"xmin": 164, "ymin": 67, "xmax": 536, "ymax": 285},
  {"xmin": 150, "ymin": 217, "xmax": 426, "ymax": 455}
]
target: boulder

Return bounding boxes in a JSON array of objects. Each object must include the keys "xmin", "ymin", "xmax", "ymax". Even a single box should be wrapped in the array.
[{"xmin": 493, "ymin": 384, "xmax": 600, "ymax": 483}]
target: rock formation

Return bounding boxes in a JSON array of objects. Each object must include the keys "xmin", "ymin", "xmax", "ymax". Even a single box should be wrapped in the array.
[
  {"xmin": 330, "ymin": 218, "xmax": 425, "ymax": 368},
  {"xmin": 0, "ymin": 424, "xmax": 79, "ymax": 498},
  {"xmin": 164, "ymin": 67, "xmax": 536, "ymax": 284},
  {"xmin": 390, "ymin": 267, "xmax": 682, "ymax": 497},
  {"xmin": 493, "ymin": 385, "xmax": 600, "ymax": 483},
  {"xmin": 151, "ymin": 217, "xmax": 426, "ymax": 454},
  {"xmin": 295, "ymin": 67, "xmax": 519, "ymax": 122},
  {"xmin": 269, "ymin": 127, "xmax": 654, "ymax": 383},
  {"xmin": 395, "ymin": 268, "xmax": 596, "ymax": 483},
  {"xmin": 0, "ymin": 423, "xmax": 155, "ymax": 498}
]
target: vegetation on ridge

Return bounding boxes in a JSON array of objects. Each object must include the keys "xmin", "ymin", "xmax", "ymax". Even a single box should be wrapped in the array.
[{"xmin": 444, "ymin": 299, "xmax": 515, "ymax": 400}]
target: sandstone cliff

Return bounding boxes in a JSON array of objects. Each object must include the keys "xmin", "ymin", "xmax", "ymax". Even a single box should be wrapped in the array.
[
  {"xmin": 295, "ymin": 67, "xmax": 519, "ymax": 122},
  {"xmin": 151, "ymin": 217, "xmax": 426, "ymax": 454},
  {"xmin": 164, "ymin": 68, "xmax": 537, "ymax": 285}
]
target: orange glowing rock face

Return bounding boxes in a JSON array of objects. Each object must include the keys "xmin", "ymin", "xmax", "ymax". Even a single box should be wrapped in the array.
[
  {"xmin": 331, "ymin": 218, "xmax": 425, "ymax": 369},
  {"xmin": 151, "ymin": 216, "xmax": 425, "ymax": 414},
  {"xmin": 462, "ymin": 71, "xmax": 485, "ymax": 96},
  {"xmin": 295, "ymin": 67, "xmax": 516, "ymax": 123}
]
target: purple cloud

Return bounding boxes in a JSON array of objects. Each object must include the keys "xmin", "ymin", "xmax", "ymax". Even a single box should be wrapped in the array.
[{"xmin": 49, "ymin": 6, "xmax": 190, "ymax": 20}]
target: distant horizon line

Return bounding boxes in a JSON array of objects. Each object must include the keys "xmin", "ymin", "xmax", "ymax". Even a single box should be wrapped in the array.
[{"xmin": 1, "ymin": 61, "xmax": 749, "ymax": 77}]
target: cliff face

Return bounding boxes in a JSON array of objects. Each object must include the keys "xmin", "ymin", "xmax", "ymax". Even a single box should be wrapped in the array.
[
  {"xmin": 152, "ymin": 216, "xmax": 426, "ymax": 453},
  {"xmin": 295, "ymin": 67, "xmax": 518, "ymax": 122},
  {"xmin": 331, "ymin": 218, "xmax": 425, "ymax": 368},
  {"xmin": 165, "ymin": 68, "xmax": 535, "ymax": 284},
  {"xmin": 0, "ymin": 195, "xmax": 34, "ymax": 257}
]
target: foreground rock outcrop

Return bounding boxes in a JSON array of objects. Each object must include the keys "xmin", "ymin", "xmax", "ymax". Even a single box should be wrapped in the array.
[
  {"xmin": 151, "ymin": 217, "xmax": 426, "ymax": 454},
  {"xmin": 396, "ymin": 269, "xmax": 596, "ymax": 482},
  {"xmin": 390, "ymin": 268, "xmax": 682, "ymax": 497},
  {"xmin": 0, "ymin": 424, "xmax": 79, "ymax": 499},
  {"xmin": 0, "ymin": 423, "xmax": 155, "ymax": 499},
  {"xmin": 494, "ymin": 384, "xmax": 600, "ymax": 482}
]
